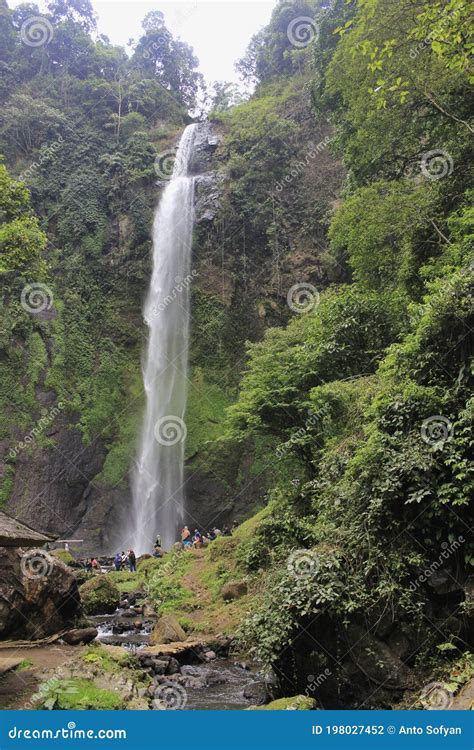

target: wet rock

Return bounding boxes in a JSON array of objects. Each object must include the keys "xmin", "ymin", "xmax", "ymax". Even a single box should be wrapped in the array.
[
  {"xmin": 0, "ymin": 547, "xmax": 81, "ymax": 640},
  {"xmin": 128, "ymin": 697, "xmax": 150, "ymax": 710},
  {"xmin": 62, "ymin": 627, "xmax": 98, "ymax": 645},
  {"xmin": 152, "ymin": 659, "xmax": 170, "ymax": 675},
  {"xmin": 166, "ymin": 657, "xmax": 181, "ymax": 675},
  {"xmin": 188, "ymin": 121, "xmax": 220, "ymax": 174},
  {"xmin": 151, "ymin": 698, "xmax": 167, "ymax": 710},
  {"xmin": 243, "ymin": 681, "xmax": 269, "ymax": 706},
  {"xmin": 79, "ymin": 576, "xmax": 120, "ymax": 615},
  {"xmin": 150, "ymin": 614, "xmax": 186, "ymax": 644},
  {"xmin": 221, "ymin": 580, "xmax": 248, "ymax": 601},
  {"xmin": 345, "ymin": 624, "xmax": 412, "ymax": 687},
  {"xmin": 194, "ymin": 172, "xmax": 224, "ymax": 224}
]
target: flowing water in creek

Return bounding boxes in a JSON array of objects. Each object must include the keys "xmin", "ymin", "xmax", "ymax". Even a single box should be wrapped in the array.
[
  {"xmin": 131, "ymin": 124, "xmax": 198, "ymax": 554},
  {"xmin": 93, "ymin": 614, "xmax": 262, "ymax": 710}
]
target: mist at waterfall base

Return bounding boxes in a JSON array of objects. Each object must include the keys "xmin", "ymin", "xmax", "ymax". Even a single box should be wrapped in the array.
[{"xmin": 131, "ymin": 124, "xmax": 198, "ymax": 554}]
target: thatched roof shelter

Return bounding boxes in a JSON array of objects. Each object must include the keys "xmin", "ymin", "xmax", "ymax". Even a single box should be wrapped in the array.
[{"xmin": 0, "ymin": 510, "xmax": 56, "ymax": 547}]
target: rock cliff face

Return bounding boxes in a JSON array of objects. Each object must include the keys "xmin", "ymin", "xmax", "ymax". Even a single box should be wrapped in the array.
[
  {"xmin": 0, "ymin": 547, "xmax": 81, "ymax": 639},
  {"xmin": 2, "ymin": 120, "xmax": 241, "ymax": 554},
  {"xmin": 3, "ymin": 108, "xmax": 339, "ymax": 553}
]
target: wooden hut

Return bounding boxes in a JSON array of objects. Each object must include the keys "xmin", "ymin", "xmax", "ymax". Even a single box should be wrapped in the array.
[{"xmin": 0, "ymin": 510, "xmax": 56, "ymax": 547}]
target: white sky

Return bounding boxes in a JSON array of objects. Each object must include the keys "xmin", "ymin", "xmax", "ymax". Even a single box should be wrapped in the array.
[{"xmin": 9, "ymin": 0, "xmax": 277, "ymax": 84}]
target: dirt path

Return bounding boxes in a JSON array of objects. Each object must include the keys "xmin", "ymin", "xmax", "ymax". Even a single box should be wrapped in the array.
[
  {"xmin": 0, "ymin": 644, "xmax": 80, "ymax": 710},
  {"xmin": 182, "ymin": 548, "xmax": 213, "ymax": 604}
]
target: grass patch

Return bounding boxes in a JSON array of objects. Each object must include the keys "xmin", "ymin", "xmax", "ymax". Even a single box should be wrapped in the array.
[{"xmin": 37, "ymin": 678, "xmax": 125, "ymax": 710}]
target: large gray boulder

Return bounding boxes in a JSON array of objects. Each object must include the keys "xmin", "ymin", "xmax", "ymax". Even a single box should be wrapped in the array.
[
  {"xmin": 0, "ymin": 546, "xmax": 81, "ymax": 640},
  {"xmin": 150, "ymin": 614, "xmax": 187, "ymax": 645}
]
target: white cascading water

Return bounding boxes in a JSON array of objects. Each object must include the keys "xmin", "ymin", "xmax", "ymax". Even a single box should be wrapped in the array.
[{"xmin": 131, "ymin": 124, "xmax": 198, "ymax": 553}]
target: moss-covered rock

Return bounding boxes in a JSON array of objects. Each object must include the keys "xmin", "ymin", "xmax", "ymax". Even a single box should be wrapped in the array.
[
  {"xmin": 79, "ymin": 576, "xmax": 120, "ymax": 615},
  {"xmin": 247, "ymin": 695, "xmax": 317, "ymax": 710},
  {"xmin": 150, "ymin": 614, "xmax": 187, "ymax": 644},
  {"xmin": 50, "ymin": 549, "xmax": 75, "ymax": 566},
  {"xmin": 221, "ymin": 580, "xmax": 247, "ymax": 601}
]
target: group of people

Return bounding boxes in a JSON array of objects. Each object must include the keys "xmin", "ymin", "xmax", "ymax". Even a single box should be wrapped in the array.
[
  {"xmin": 85, "ymin": 557, "xmax": 100, "ymax": 571},
  {"xmin": 84, "ymin": 522, "xmax": 238, "ymax": 573},
  {"xmin": 113, "ymin": 549, "xmax": 137, "ymax": 572},
  {"xmin": 180, "ymin": 522, "xmax": 237, "ymax": 549}
]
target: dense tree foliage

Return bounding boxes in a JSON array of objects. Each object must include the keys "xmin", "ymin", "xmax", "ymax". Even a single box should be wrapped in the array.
[{"xmin": 228, "ymin": 0, "xmax": 474, "ymax": 691}]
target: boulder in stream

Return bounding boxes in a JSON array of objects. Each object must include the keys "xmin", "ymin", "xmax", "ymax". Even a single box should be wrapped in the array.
[
  {"xmin": 62, "ymin": 627, "xmax": 98, "ymax": 645},
  {"xmin": 150, "ymin": 614, "xmax": 187, "ymax": 644},
  {"xmin": 79, "ymin": 576, "xmax": 120, "ymax": 615}
]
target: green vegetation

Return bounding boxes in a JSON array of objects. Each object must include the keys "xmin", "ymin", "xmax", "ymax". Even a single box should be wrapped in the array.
[
  {"xmin": 82, "ymin": 643, "xmax": 133, "ymax": 672},
  {"xmin": 36, "ymin": 678, "xmax": 125, "ymax": 710},
  {"xmin": 78, "ymin": 576, "xmax": 120, "ymax": 615},
  {"xmin": 248, "ymin": 695, "xmax": 317, "ymax": 710},
  {"xmin": 0, "ymin": 0, "xmax": 472, "ymax": 710},
  {"xmin": 215, "ymin": 0, "xmax": 473, "ymax": 702}
]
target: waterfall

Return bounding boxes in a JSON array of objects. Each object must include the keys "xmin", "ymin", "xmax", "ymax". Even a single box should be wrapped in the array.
[{"xmin": 131, "ymin": 124, "xmax": 198, "ymax": 553}]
